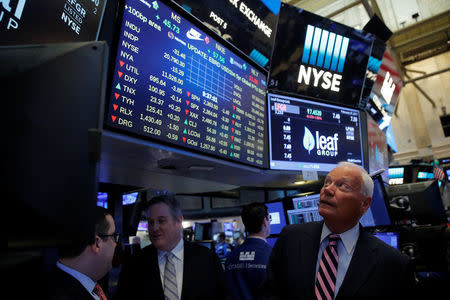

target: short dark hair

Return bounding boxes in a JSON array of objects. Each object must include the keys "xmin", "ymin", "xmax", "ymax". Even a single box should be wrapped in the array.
[
  {"xmin": 144, "ymin": 195, "xmax": 182, "ymax": 220},
  {"xmin": 241, "ymin": 202, "xmax": 268, "ymax": 234},
  {"xmin": 58, "ymin": 207, "xmax": 111, "ymax": 258}
]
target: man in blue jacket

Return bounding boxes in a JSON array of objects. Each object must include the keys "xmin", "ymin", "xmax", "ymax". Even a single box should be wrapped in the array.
[{"xmin": 225, "ymin": 202, "xmax": 272, "ymax": 300}]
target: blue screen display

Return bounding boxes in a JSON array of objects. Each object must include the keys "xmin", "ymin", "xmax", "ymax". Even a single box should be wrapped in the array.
[
  {"xmin": 97, "ymin": 192, "xmax": 108, "ymax": 208},
  {"xmin": 105, "ymin": 0, "xmax": 267, "ymax": 168},
  {"xmin": 268, "ymin": 92, "xmax": 364, "ymax": 172},
  {"xmin": 360, "ymin": 177, "xmax": 391, "ymax": 227},
  {"xmin": 266, "ymin": 237, "xmax": 278, "ymax": 248},
  {"xmin": 373, "ymin": 232, "xmax": 399, "ymax": 249},
  {"xmin": 123, "ymin": 192, "xmax": 139, "ymax": 205},
  {"xmin": 266, "ymin": 201, "xmax": 287, "ymax": 234}
]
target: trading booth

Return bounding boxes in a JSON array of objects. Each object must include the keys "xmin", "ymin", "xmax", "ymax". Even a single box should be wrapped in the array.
[{"xmin": 3, "ymin": 0, "xmax": 449, "ymax": 298}]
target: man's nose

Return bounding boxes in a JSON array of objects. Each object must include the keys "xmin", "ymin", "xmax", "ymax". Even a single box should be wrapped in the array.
[{"xmin": 323, "ymin": 183, "xmax": 336, "ymax": 194}]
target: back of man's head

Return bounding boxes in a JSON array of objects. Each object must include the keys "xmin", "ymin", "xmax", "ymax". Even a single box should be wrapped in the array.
[
  {"xmin": 58, "ymin": 207, "xmax": 111, "ymax": 258},
  {"xmin": 241, "ymin": 202, "xmax": 268, "ymax": 234}
]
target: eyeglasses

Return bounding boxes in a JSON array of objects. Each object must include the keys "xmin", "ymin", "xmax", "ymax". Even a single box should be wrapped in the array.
[{"xmin": 98, "ymin": 233, "xmax": 120, "ymax": 243}]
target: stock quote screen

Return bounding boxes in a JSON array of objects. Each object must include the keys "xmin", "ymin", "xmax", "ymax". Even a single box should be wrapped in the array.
[
  {"xmin": 268, "ymin": 93, "xmax": 364, "ymax": 172},
  {"xmin": 105, "ymin": 0, "xmax": 267, "ymax": 168}
]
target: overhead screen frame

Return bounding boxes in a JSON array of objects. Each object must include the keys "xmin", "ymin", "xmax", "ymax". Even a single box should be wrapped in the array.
[
  {"xmin": 267, "ymin": 3, "xmax": 375, "ymax": 109},
  {"xmin": 267, "ymin": 90, "xmax": 369, "ymax": 173},
  {"xmin": 103, "ymin": 0, "xmax": 269, "ymax": 169}
]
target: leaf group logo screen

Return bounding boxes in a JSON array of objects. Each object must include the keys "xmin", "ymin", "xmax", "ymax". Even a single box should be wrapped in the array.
[{"xmin": 268, "ymin": 93, "xmax": 364, "ymax": 172}]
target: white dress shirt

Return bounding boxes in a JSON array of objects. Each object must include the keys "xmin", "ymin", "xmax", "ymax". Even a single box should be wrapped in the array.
[
  {"xmin": 315, "ymin": 223, "xmax": 360, "ymax": 299},
  {"xmin": 157, "ymin": 238, "xmax": 184, "ymax": 298},
  {"xmin": 56, "ymin": 261, "xmax": 100, "ymax": 300}
]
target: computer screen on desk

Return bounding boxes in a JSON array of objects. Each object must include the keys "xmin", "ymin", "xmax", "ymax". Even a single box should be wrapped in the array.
[
  {"xmin": 372, "ymin": 231, "xmax": 399, "ymax": 249},
  {"xmin": 287, "ymin": 194, "xmax": 322, "ymax": 225},
  {"xmin": 360, "ymin": 174, "xmax": 392, "ymax": 228},
  {"xmin": 266, "ymin": 201, "xmax": 287, "ymax": 234},
  {"xmin": 387, "ymin": 180, "xmax": 447, "ymax": 225}
]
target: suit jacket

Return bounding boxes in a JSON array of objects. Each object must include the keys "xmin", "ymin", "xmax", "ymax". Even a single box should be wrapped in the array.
[
  {"xmin": 259, "ymin": 221, "xmax": 415, "ymax": 300},
  {"xmin": 116, "ymin": 240, "xmax": 226, "ymax": 300},
  {"xmin": 48, "ymin": 267, "xmax": 97, "ymax": 300}
]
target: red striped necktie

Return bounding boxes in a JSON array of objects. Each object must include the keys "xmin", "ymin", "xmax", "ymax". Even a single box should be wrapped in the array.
[
  {"xmin": 93, "ymin": 283, "xmax": 108, "ymax": 300},
  {"xmin": 315, "ymin": 234, "xmax": 340, "ymax": 300}
]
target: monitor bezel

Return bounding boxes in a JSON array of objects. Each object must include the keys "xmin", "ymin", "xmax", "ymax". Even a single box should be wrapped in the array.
[
  {"xmin": 362, "ymin": 173, "xmax": 394, "ymax": 230},
  {"xmin": 103, "ymin": 0, "xmax": 269, "ymax": 169},
  {"xmin": 266, "ymin": 90, "xmax": 368, "ymax": 172}
]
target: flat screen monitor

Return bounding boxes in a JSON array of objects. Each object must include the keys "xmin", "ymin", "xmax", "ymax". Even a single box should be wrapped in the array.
[
  {"xmin": 104, "ymin": 0, "xmax": 268, "ymax": 168},
  {"xmin": 0, "ymin": 0, "xmax": 107, "ymax": 45},
  {"xmin": 137, "ymin": 220, "xmax": 148, "ymax": 231},
  {"xmin": 414, "ymin": 165, "xmax": 434, "ymax": 182},
  {"xmin": 360, "ymin": 174, "xmax": 392, "ymax": 228},
  {"xmin": 386, "ymin": 180, "xmax": 447, "ymax": 225},
  {"xmin": 224, "ymin": 222, "xmax": 234, "ymax": 237},
  {"xmin": 196, "ymin": 241, "xmax": 212, "ymax": 249},
  {"xmin": 287, "ymin": 194, "xmax": 322, "ymax": 225},
  {"xmin": 388, "ymin": 167, "xmax": 405, "ymax": 185},
  {"xmin": 97, "ymin": 192, "xmax": 108, "ymax": 208},
  {"xmin": 266, "ymin": 201, "xmax": 287, "ymax": 235},
  {"xmin": 445, "ymin": 167, "xmax": 450, "ymax": 181},
  {"xmin": 194, "ymin": 223, "xmax": 204, "ymax": 241},
  {"xmin": 266, "ymin": 237, "xmax": 278, "ymax": 248},
  {"xmin": 367, "ymin": 116, "xmax": 389, "ymax": 182},
  {"xmin": 372, "ymin": 231, "xmax": 399, "ymax": 249},
  {"xmin": 268, "ymin": 4, "xmax": 374, "ymax": 108},
  {"xmin": 4, "ymin": 41, "xmax": 107, "ymax": 248},
  {"xmin": 173, "ymin": 0, "xmax": 280, "ymax": 70},
  {"xmin": 123, "ymin": 192, "xmax": 139, "ymax": 205},
  {"xmin": 268, "ymin": 92, "xmax": 365, "ymax": 172},
  {"xmin": 359, "ymin": 38, "xmax": 386, "ymax": 110}
]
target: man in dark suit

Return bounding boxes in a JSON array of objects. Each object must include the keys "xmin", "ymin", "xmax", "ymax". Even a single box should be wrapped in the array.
[
  {"xmin": 260, "ymin": 162, "xmax": 415, "ymax": 300},
  {"xmin": 116, "ymin": 195, "xmax": 226, "ymax": 300},
  {"xmin": 49, "ymin": 206, "xmax": 118, "ymax": 300}
]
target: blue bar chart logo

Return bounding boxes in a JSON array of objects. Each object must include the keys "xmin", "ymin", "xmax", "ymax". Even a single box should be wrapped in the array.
[{"xmin": 301, "ymin": 25, "xmax": 349, "ymax": 73}]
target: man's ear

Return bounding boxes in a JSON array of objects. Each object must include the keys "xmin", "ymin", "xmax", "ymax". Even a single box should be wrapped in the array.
[
  {"xmin": 361, "ymin": 196, "xmax": 372, "ymax": 213},
  {"xmin": 88, "ymin": 236, "xmax": 102, "ymax": 254},
  {"xmin": 177, "ymin": 215, "xmax": 183, "ymax": 227}
]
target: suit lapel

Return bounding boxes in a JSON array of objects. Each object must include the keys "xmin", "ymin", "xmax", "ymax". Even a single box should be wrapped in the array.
[
  {"xmin": 180, "ymin": 241, "xmax": 191, "ymax": 300},
  {"xmin": 146, "ymin": 246, "xmax": 165, "ymax": 299},
  {"xmin": 300, "ymin": 222, "xmax": 323, "ymax": 298},
  {"xmin": 336, "ymin": 228, "xmax": 378, "ymax": 300}
]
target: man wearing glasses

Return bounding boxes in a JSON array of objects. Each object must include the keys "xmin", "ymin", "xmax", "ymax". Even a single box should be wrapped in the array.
[{"xmin": 50, "ymin": 206, "xmax": 118, "ymax": 300}]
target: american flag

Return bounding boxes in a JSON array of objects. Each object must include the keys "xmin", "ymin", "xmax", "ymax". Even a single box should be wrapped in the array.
[{"xmin": 433, "ymin": 166, "xmax": 445, "ymax": 181}]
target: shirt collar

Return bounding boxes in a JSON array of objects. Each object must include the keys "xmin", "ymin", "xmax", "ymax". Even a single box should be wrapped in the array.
[
  {"xmin": 247, "ymin": 235, "xmax": 266, "ymax": 242},
  {"xmin": 157, "ymin": 238, "xmax": 184, "ymax": 261},
  {"xmin": 56, "ymin": 261, "xmax": 97, "ymax": 295},
  {"xmin": 320, "ymin": 223, "xmax": 360, "ymax": 254}
]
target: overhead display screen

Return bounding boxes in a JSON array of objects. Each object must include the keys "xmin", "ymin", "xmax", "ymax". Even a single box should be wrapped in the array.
[
  {"xmin": 105, "ymin": 0, "xmax": 267, "ymax": 168},
  {"xmin": 268, "ymin": 92, "xmax": 365, "ymax": 172},
  {"xmin": 172, "ymin": 0, "xmax": 281, "ymax": 70},
  {"xmin": 0, "ymin": 0, "xmax": 107, "ymax": 45},
  {"xmin": 268, "ymin": 4, "xmax": 374, "ymax": 108}
]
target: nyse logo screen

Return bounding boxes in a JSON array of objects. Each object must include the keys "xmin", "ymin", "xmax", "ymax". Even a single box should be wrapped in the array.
[
  {"xmin": 268, "ymin": 5, "xmax": 373, "ymax": 108},
  {"xmin": 298, "ymin": 25, "xmax": 349, "ymax": 93},
  {"xmin": 268, "ymin": 93, "xmax": 364, "ymax": 172}
]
